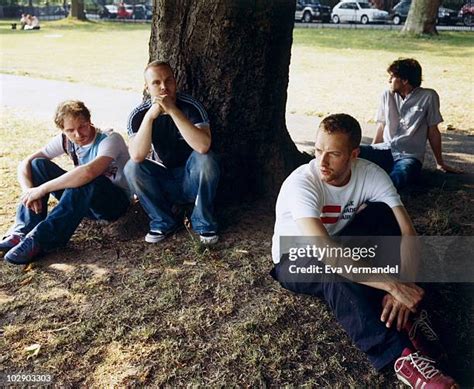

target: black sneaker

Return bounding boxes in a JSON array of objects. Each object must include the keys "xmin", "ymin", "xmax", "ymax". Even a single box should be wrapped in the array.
[
  {"xmin": 199, "ymin": 232, "xmax": 219, "ymax": 245},
  {"xmin": 145, "ymin": 225, "xmax": 181, "ymax": 244}
]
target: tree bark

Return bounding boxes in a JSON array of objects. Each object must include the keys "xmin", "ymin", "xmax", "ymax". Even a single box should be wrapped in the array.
[
  {"xmin": 149, "ymin": 0, "xmax": 308, "ymax": 201},
  {"xmin": 402, "ymin": 0, "xmax": 441, "ymax": 35},
  {"xmin": 70, "ymin": 0, "xmax": 86, "ymax": 20}
]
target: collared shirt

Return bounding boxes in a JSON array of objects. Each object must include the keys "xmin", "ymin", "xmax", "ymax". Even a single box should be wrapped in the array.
[{"xmin": 373, "ymin": 87, "xmax": 443, "ymax": 163}]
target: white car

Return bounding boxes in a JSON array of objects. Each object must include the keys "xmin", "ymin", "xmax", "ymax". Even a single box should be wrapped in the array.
[{"xmin": 331, "ymin": 1, "xmax": 388, "ymax": 24}]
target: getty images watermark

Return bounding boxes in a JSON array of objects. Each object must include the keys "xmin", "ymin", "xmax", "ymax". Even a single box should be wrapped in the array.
[{"xmin": 278, "ymin": 236, "xmax": 474, "ymax": 283}]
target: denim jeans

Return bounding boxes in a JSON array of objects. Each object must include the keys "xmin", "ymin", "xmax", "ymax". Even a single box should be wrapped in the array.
[
  {"xmin": 359, "ymin": 146, "xmax": 422, "ymax": 190},
  {"xmin": 271, "ymin": 203, "xmax": 411, "ymax": 370},
  {"xmin": 9, "ymin": 158, "xmax": 130, "ymax": 250},
  {"xmin": 124, "ymin": 151, "xmax": 219, "ymax": 234}
]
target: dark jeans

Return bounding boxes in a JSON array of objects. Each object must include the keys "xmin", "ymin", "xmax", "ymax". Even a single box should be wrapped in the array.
[
  {"xmin": 271, "ymin": 202, "xmax": 411, "ymax": 371},
  {"xmin": 124, "ymin": 151, "xmax": 219, "ymax": 234},
  {"xmin": 10, "ymin": 158, "xmax": 130, "ymax": 250},
  {"xmin": 359, "ymin": 146, "xmax": 422, "ymax": 190}
]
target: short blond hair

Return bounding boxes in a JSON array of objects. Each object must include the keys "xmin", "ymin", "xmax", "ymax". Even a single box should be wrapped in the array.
[
  {"xmin": 144, "ymin": 60, "xmax": 172, "ymax": 74},
  {"xmin": 54, "ymin": 100, "xmax": 91, "ymax": 129}
]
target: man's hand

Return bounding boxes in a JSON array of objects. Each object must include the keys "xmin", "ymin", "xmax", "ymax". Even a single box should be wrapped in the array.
[
  {"xmin": 147, "ymin": 97, "xmax": 164, "ymax": 120},
  {"xmin": 436, "ymin": 163, "xmax": 463, "ymax": 174},
  {"xmin": 153, "ymin": 94, "xmax": 176, "ymax": 114},
  {"xmin": 381, "ymin": 294, "xmax": 411, "ymax": 331},
  {"xmin": 21, "ymin": 186, "xmax": 47, "ymax": 213},
  {"xmin": 388, "ymin": 282, "xmax": 424, "ymax": 313}
]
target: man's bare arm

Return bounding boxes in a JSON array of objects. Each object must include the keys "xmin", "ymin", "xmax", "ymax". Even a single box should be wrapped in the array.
[
  {"xmin": 159, "ymin": 95, "xmax": 211, "ymax": 154},
  {"xmin": 372, "ymin": 122, "xmax": 385, "ymax": 144},
  {"xmin": 428, "ymin": 125, "xmax": 463, "ymax": 173},
  {"xmin": 295, "ymin": 217, "xmax": 424, "ymax": 312}
]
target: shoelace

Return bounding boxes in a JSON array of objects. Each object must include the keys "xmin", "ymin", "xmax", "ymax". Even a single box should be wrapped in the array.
[
  {"xmin": 395, "ymin": 351, "xmax": 440, "ymax": 380},
  {"xmin": 409, "ymin": 309, "xmax": 439, "ymax": 341}
]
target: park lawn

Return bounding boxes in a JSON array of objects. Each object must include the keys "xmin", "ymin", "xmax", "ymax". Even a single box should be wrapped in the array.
[
  {"xmin": 0, "ymin": 19, "xmax": 473, "ymax": 131},
  {"xmin": 1, "ymin": 20, "xmax": 473, "ymax": 386}
]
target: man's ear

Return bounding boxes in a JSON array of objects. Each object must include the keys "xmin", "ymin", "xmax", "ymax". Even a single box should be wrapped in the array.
[{"xmin": 351, "ymin": 147, "xmax": 360, "ymax": 160}]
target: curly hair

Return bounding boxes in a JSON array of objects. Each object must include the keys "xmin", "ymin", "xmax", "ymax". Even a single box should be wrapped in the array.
[{"xmin": 387, "ymin": 58, "xmax": 422, "ymax": 88}]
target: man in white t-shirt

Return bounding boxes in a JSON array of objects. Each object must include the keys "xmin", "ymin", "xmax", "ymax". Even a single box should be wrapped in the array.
[
  {"xmin": 359, "ymin": 58, "xmax": 462, "ymax": 190},
  {"xmin": 0, "ymin": 100, "xmax": 130, "ymax": 265},
  {"xmin": 271, "ymin": 114, "xmax": 457, "ymax": 388}
]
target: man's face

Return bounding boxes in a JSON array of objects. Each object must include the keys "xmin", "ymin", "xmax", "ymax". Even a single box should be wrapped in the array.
[
  {"xmin": 62, "ymin": 114, "xmax": 95, "ymax": 146},
  {"xmin": 388, "ymin": 72, "xmax": 405, "ymax": 94},
  {"xmin": 144, "ymin": 65, "xmax": 177, "ymax": 102},
  {"xmin": 314, "ymin": 130, "xmax": 359, "ymax": 187}
]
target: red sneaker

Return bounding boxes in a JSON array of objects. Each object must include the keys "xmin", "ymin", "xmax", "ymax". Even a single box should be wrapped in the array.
[
  {"xmin": 395, "ymin": 348, "xmax": 458, "ymax": 389},
  {"xmin": 405, "ymin": 309, "xmax": 446, "ymax": 360}
]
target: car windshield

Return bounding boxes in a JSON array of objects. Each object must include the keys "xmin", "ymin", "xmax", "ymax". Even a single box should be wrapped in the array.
[
  {"xmin": 358, "ymin": 3, "xmax": 372, "ymax": 8},
  {"xmin": 305, "ymin": 0, "xmax": 321, "ymax": 4}
]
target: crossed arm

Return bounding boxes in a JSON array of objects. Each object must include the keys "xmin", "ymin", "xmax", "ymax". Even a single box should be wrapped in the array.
[
  {"xmin": 129, "ymin": 96, "xmax": 211, "ymax": 162},
  {"xmin": 18, "ymin": 150, "xmax": 113, "ymax": 214},
  {"xmin": 295, "ymin": 205, "xmax": 423, "ymax": 331}
]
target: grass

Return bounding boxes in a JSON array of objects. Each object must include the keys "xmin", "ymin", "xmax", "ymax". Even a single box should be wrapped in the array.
[
  {"xmin": 1, "ymin": 19, "xmax": 473, "ymax": 131},
  {"xmin": 0, "ymin": 19, "xmax": 473, "ymax": 386}
]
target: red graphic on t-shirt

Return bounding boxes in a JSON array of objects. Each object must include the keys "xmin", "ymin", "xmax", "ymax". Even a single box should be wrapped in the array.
[{"xmin": 321, "ymin": 205, "xmax": 341, "ymax": 224}]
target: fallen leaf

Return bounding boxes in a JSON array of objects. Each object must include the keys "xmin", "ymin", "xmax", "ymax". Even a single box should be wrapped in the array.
[
  {"xmin": 183, "ymin": 260, "xmax": 197, "ymax": 266},
  {"xmin": 19, "ymin": 276, "xmax": 33, "ymax": 286},
  {"xmin": 24, "ymin": 343, "xmax": 41, "ymax": 359}
]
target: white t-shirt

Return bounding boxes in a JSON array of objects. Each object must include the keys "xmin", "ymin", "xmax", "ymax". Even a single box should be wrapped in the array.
[
  {"xmin": 271, "ymin": 158, "xmax": 402, "ymax": 263},
  {"xmin": 42, "ymin": 130, "xmax": 130, "ymax": 195}
]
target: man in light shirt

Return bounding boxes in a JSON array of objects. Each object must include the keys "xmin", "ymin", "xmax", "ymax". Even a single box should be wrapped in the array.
[
  {"xmin": 359, "ymin": 58, "xmax": 462, "ymax": 189},
  {"xmin": 0, "ymin": 100, "xmax": 130, "ymax": 265}
]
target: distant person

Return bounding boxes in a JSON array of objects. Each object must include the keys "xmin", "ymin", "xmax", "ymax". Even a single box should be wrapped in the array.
[
  {"xmin": 359, "ymin": 58, "xmax": 462, "ymax": 190},
  {"xmin": 271, "ymin": 113, "xmax": 458, "ymax": 388},
  {"xmin": 24, "ymin": 14, "xmax": 40, "ymax": 30},
  {"xmin": 125, "ymin": 61, "xmax": 219, "ymax": 245},
  {"xmin": 0, "ymin": 100, "xmax": 130, "ymax": 265},
  {"xmin": 20, "ymin": 13, "xmax": 28, "ymax": 29}
]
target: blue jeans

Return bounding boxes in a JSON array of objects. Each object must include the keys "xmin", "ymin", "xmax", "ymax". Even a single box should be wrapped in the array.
[
  {"xmin": 124, "ymin": 151, "xmax": 219, "ymax": 234},
  {"xmin": 271, "ymin": 203, "xmax": 411, "ymax": 370},
  {"xmin": 10, "ymin": 158, "xmax": 129, "ymax": 250},
  {"xmin": 359, "ymin": 146, "xmax": 422, "ymax": 190}
]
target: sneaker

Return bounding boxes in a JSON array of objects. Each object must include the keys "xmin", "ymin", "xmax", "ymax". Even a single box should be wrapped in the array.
[
  {"xmin": 0, "ymin": 233, "xmax": 24, "ymax": 254},
  {"xmin": 199, "ymin": 232, "xmax": 218, "ymax": 245},
  {"xmin": 145, "ymin": 225, "xmax": 181, "ymax": 244},
  {"xmin": 4, "ymin": 236, "xmax": 42, "ymax": 265},
  {"xmin": 405, "ymin": 309, "xmax": 446, "ymax": 360},
  {"xmin": 394, "ymin": 348, "xmax": 458, "ymax": 389}
]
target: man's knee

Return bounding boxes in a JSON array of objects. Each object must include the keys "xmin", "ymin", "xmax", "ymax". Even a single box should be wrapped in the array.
[
  {"xmin": 30, "ymin": 157, "xmax": 51, "ymax": 173},
  {"xmin": 124, "ymin": 159, "xmax": 148, "ymax": 185},
  {"xmin": 188, "ymin": 151, "xmax": 220, "ymax": 179}
]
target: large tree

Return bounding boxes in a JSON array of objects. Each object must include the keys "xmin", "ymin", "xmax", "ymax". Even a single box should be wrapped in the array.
[
  {"xmin": 402, "ymin": 0, "xmax": 441, "ymax": 35},
  {"xmin": 70, "ymin": 0, "xmax": 86, "ymax": 20},
  {"xmin": 149, "ymin": 0, "xmax": 308, "ymax": 201}
]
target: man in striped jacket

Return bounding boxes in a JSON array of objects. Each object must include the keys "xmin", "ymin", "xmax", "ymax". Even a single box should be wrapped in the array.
[{"xmin": 125, "ymin": 61, "xmax": 219, "ymax": 245}]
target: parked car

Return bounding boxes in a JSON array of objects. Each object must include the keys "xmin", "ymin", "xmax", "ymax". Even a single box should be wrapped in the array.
[
  {"xmin": 99, "ymin": 4, "xmax": 117, "ymax": 19},
  {"xmin": 437, "ymin": 6, "xmax": 458, "ymax": 25},
  {"xmin": 458, "ymin": 1, "xmax": 474, "ymax": 26},
  {"xmin": 389, "ymin": 0, "xmax": 410, "ymax": 25},
  {"xmin": 132, "ymin": 4, "xmax": 146, "ymax": 19},
  {"xmin": 294, "ymin": 0, "xmax": 331, "ymax": 23},
  {"xmin": 391, "ymin": 0, "xmax": 459, "ymax": 26},
  {"xmin": 331, "ymin": 1, "xmax": 388, "ymax": 24}
]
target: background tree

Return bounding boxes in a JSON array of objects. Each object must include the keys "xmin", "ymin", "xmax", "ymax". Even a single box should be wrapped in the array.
[
  {"xmin": 149, "ymin": 0, "xmax": 308, "ymax": 201},
  {"xmin": 70, "ymin": 0, "xmax": 86, "ymax": 20},
  {"xmin": 402, "ymin": 0, "xmax": 441, "ymax": 35}
]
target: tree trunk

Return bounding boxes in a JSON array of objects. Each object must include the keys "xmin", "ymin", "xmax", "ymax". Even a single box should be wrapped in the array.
[
  {"xmin": 70, "ymin": 0, "xmax": 86, "ymax": 20},
  {"xmin": 402, "ymin": 0, "xmax": 441, "ymax": 35},
  {"xmin": 149, "ymin": 0, "xmax": 308, "ymax": 201}
]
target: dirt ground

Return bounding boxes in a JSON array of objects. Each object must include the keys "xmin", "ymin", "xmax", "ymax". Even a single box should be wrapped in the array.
[{"xmin": 1, "ymin": 129, "xmax": 473, "ymax": 386}]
